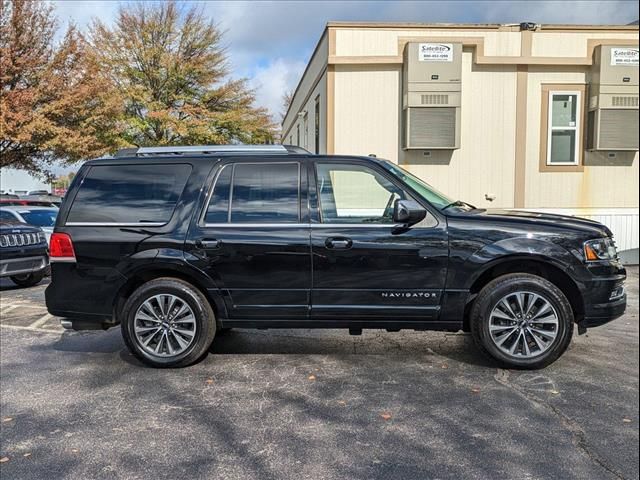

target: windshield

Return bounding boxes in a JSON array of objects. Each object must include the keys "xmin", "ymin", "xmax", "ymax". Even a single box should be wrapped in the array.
[
  {"xmin": 18, "ymin": 209, "xmax": 58, "ymax": 227},
  {"xmin": 380, "ymin": 160, "xmax": 454, "ymax": 209}
]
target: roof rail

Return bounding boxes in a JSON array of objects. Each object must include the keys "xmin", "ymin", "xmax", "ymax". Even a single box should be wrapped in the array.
[{"xmin": 114, "ymin": 144, "xmax": 311, "ymax": 157}]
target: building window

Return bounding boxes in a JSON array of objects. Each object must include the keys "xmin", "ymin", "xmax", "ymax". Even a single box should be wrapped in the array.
[
  {"xmin": 296, "ymin": 124, "xmax": 300, "ymax": 147},
  {"xmin": 547, "ymin": 91, "xmax": 582, "ymax": 165},
  {"xmin": 539, "ymin": 85, "xmax": 586, "ymax": 172},
  {"xmin": 314, "ymin": 95, "xmax": 320, "ymax": 154}
]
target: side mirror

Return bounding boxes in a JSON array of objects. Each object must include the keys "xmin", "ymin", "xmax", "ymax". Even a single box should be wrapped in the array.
[{"xmin": 393, "ymin": 199, "xmax": 427, "ymax": 226}]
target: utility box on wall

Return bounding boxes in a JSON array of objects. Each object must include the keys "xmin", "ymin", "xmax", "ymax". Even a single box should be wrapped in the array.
[
  {"xmin": 587, "ymin": 45, "xmax": 639, "ymax": 151},
  {"xmin": 402, "ymin": 42, "xmax": 462, "ymax": 149}
]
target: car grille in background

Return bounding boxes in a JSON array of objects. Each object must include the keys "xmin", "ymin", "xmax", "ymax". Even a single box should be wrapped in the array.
[{"xmin": 0, "ymin": 232, "xmax": 44, "ymax": 248}]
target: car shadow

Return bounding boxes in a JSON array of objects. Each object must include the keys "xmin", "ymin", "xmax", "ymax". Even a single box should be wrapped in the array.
[{"xmin": 40, "ymin": 326, "xmax": 497, "ymax": 369}]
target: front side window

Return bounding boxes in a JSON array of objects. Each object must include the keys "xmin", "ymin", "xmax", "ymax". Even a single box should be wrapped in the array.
[
  {"xmin": 316, "ymin": 163, "xmax": 410, "ymax": 224},
  {"xmin": 67, "ymin": 164, "xmax": 192, "ymax": 224},
  {"xmin": 547, "ymin": 91, "xmax": 581, "ymax": 165},
  {"xmin": 204, "ymin": 163, "xmax": 300, "ymax": 224}
]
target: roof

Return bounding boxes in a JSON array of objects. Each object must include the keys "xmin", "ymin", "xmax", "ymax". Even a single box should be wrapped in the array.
[{"xmin": 326, "ymin": 21, "xmax": 639, "ymax": 31}]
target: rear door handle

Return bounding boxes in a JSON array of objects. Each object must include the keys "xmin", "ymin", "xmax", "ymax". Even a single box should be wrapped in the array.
[
  {"xmin": 325, "ymin": 237, "xmax": 353, "ymax": 249},
  {"xmin": 196, "ymin": 239, "xmax": 221, "ymax": 249}
]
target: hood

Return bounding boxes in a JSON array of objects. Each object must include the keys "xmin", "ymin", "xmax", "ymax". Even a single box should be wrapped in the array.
[
  {"xmin": 460, "ymin": 209, "xmax": 611, "ymax": 237},
  {"xmin": 0, "ymin": 221, "xmax": 44, "ymax": 234}
]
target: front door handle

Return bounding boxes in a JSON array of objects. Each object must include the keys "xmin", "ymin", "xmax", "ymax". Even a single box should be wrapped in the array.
[
  {"xmin": 325, "ymin": 237, "xmax": 353, "ymax": 249},
  {"xmin": 196, "ymin": 239, "xmax": 221, "ymax": 249}
]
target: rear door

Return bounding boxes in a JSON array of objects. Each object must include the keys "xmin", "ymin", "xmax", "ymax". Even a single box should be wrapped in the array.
[
  {"xmin": 186, "ymin": 157, "xmax": 311, "ymax": 320},
  {"xmin": 310, "ymin": 158, "xmax": 448, "ymax": 321}
]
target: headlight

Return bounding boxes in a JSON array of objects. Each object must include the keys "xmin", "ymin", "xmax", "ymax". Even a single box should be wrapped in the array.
[{"xmin": 584, "ymin": 237, "xmax": 618, "ymax": 262}]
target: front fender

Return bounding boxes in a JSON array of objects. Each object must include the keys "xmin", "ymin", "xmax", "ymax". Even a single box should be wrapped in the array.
[{"xmin": 455, "ymin": 237, "xmax": 585, "ymax": 290}]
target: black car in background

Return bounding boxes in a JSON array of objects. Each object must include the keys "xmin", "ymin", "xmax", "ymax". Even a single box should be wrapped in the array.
[
  {"xmin": 0, "ymin": 220, "xmax": 49, "ymax": 287},
  {"xmin": 45, "ymin": 145, "xmax": 626, "ymax": 369}
]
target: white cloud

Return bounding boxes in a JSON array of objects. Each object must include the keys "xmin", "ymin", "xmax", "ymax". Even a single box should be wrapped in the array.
[{"xmin": 248, "ymin": 57, "xmax": 307, "ymax": 122}]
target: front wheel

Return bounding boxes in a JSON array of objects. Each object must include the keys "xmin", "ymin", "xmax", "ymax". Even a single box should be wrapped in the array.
[
  {"xmin": 470, "ymin": 273, "xmax": 574, "ymax": 369},
  {"xmin": 10, "ymin": 270, "xmax": 45, "ymax": 287},
  {"xmin": 121, "ymin": 278, "xmax": 216, "ymax": 368}
]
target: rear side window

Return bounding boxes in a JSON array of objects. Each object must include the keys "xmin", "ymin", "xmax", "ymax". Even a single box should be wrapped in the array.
[
  {"xmin": 67, "ymin": 164, "xmax": 192, "ymax": 225},
  {"xmin": 204, "ymin": 162, "xmax": 300, "ymax": 224}
]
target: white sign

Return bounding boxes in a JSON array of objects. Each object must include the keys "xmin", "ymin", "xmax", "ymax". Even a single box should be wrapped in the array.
[
  {"xmin": 418, "ymin": 43, "xmax": 453, "ymax": 62},
  {"xmin": 610, "ymin": 47, "xmax": 639, "ymax": 66}
]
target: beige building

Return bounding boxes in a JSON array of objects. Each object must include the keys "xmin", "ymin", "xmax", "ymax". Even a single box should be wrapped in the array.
[{"xmin": 282, "ymin": 22, "xmax": 639, "ymax": 263}]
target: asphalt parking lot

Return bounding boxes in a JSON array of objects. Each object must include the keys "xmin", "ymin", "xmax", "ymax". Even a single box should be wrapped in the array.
[{"xmin": 1, "ymin": 269, "xmax": 638, "ymax": 480}]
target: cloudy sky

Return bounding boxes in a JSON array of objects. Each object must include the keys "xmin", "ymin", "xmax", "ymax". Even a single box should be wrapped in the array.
[{"xmin": 52, "ymin": 0, "xmax": 639, "ymax": 121}]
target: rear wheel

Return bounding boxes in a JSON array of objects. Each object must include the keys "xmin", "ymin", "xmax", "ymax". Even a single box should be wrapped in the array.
[
  {"xmin": 121, "ymin": 278, "xmax": 216, "ymax": 368},
  {"xmin": 10, "ymin": 271, "xmax": 45, "ymax": 287},
  {"xmin": 470, "ymin": 273, "xmax": 574, "ymax": 369}
]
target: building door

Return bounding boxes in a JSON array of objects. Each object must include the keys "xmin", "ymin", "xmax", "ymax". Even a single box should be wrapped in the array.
[{"xmin": 310, "ymin": 159, "xmax": 448, "ymax": 320}]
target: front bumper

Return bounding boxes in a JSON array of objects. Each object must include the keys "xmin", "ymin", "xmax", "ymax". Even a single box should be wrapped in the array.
[
  {"xmin": 579, "ymin": 263, "xmax": 627, "ymax": 328},
  {"xmin": 0, "ymin": 255, "xmax": 49, "ymax": 278}
]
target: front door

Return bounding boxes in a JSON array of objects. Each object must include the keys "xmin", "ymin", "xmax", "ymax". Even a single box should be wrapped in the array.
[
  {"xmin": 187, "ymin": 158, "xmax": 311, "ymax": 320},
  {"xmin": 310, "ymin": 159, "xmax": 448, "ymax": 321}
]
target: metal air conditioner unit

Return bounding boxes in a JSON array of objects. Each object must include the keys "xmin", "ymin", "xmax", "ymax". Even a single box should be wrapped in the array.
[
  {"xmin": 587, "ymin": 45, "xmax": 639, "ymax": 151},
  {"xmin": 402, "ymin": 42, "xmax": 462, "ymax": 149}
]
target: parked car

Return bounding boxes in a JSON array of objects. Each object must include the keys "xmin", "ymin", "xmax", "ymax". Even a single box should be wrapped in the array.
[
  {"xmin": 45, "ymin": 145, "xmax": 626, "ymax": 369},
  {"xmin": 0, "ymin": 220, "xmax": 49, "ymax": 287},
  {"xmin": 19, "ymin": 194, "xmax": 62, "ymax": 207},
  {"xmin": 0, "ymin": 199, "xmax": 59, "ymax": 207},
  {"xmin": 0, "ymin": 206, "xmax": 58, "ymax": 244}
]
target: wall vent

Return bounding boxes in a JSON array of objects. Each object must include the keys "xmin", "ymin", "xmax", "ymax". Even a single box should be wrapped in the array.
[
  {"xmin": 599, "ymin": 109, "xmax": 639, "ymax": 150},
  {"xmin": 421, "ymin": 94, "xmax": 449, "ymax": 105},
  {"xmin": 407, "ymin": 107, "xmax": 457, "ymax": 149},
  {"xmin": 611, "ymin": 96, "xmax": 639, "ymax": 107}
]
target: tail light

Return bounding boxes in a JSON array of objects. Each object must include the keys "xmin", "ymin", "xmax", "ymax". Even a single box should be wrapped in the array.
[{"xmin": 49, "ymin": 232, "xmax": 76, "ymax": 262}]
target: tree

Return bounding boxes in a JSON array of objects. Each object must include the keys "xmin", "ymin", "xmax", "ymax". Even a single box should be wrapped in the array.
[
  {"xmin": 281, "ymin": 89, "xmax": 294, "ymax": 121},
  {"xmin": 0, "ymin": 0, "xmax": 123, "ymax": 177},
  {"xmin": 90, "ymin": 1, "xmax": 276, "ymax": 146}
]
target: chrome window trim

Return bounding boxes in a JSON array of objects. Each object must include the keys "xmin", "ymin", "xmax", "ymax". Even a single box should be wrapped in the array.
[
  {"xmin": 201, "ymin": 223, "xmax": 404, "ymax": 228},
  {"xmin": 65, "ymin": 222, "xmax": 166, "ymax": 227}
]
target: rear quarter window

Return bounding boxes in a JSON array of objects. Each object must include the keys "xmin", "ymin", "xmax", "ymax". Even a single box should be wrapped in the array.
[{"xmin": 66, "ymin": 164, "xmax": 192, "ymax": 225}]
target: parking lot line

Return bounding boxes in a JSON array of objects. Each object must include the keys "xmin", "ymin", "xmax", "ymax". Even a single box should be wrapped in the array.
[
  {"xmin": 0, "ymin": 305, "xmax": 20, "ymax": 316},
  {"xmin": 28, "ymin": 313, "xmax": 53, "ymax": 329},
  {"xmin": 0, "ymin": 324, "xmax": 61, "ymax": 334}
]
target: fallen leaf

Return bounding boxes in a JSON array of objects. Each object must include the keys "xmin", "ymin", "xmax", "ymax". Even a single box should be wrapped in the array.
[
  {"xmin": 380, "ymin": 413, "xmax": 392, "ymax": 421},
  {"xmin": 308, "ymin": 375, "xmax": 316, "ymax": 381},
  {"xmin": 337, "ymin": 400, "xmax": 346, "ymax": 405},
  {"xmin": 205, "ymin": 379, "xmax": 214, "ymax": 384},
  {"xmin": 0, "ymin": 457, "xmax": 9, "ymax": 463},
  {"xmin": 2, "ymin": 417, "xmax": 12, "ymax": 423},
  {"xmin": 23, "ymin": 453, "xmax": 31, "ymax": 458},
  {"xmin": 471, "ymin": 388, "xmax": 481, "ymax": 394},
  {"xmin": 623, "ymin": 418, "xmax": 632, "ymax": 423}
]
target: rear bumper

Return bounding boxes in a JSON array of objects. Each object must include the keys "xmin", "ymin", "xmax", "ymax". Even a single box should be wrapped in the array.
[{"xmin": 0, "ymin": 255, "xmax": 49, "ymax": 278}]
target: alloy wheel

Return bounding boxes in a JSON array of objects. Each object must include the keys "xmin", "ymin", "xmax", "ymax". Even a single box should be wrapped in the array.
[
  {"xmin": 488, "ymin": 291, "xmax": 559, "ymax": 359},
  {"xmin": 134, "ymin": 294, "xmax": 197, "ymax": 357}
]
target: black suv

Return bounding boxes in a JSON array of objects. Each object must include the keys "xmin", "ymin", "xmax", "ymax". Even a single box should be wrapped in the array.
[
  {"xmin": 1, "ymin": 220, "xmax": 49, "ymax": 287},
  {"xmin": 45, "ymin": 145, "xmax": 626, "ymax": 368}
]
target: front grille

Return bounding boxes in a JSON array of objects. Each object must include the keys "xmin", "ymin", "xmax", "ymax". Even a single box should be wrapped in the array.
[{"xmin": 0, "ymin": 232, "xmax": 44, "ymax": 248}]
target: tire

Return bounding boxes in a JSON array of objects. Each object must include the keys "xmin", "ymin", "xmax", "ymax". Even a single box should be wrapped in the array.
[
  {"xmin": 120, "ymin": 278, "xmax": 216, "ymax": 368},
  {"xmin": 10, "ymin": 270, "xmax": 45, "ymax": 287},
  {"xmin": 470, "ymin": 273, "xmax": 574, "ymax": 369}
]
